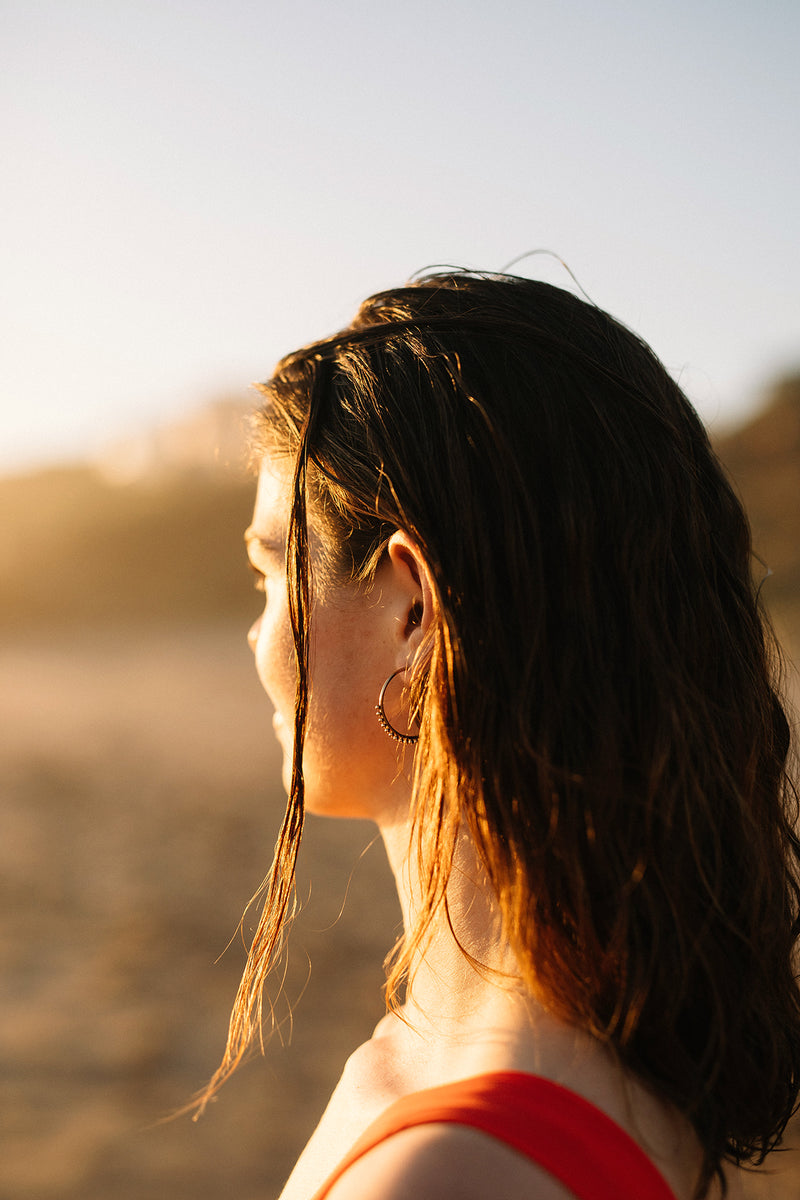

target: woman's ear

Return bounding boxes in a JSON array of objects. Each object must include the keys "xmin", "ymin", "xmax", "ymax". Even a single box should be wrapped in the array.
[{"xmin": 386, "ymin": 530, "xmax": 437, "ymax": 669}]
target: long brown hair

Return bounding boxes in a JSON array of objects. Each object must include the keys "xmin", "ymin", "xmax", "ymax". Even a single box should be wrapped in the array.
[{"xmin": 210, "ymin": 272, "xmax": 800, "ymax": 1197}]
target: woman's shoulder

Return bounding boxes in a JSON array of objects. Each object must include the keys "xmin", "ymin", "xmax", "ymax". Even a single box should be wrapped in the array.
[
  {"xmin": 323, "ymin": 1121, "xmax": 576, "ymax": 1200},
  {"xmin": 337, "ymin": 1012, "xmax": 424, "ymax": 1099},
  {"xmin": 317, "ymin": 1068, "xmax": 694, "ymax": 1200}
]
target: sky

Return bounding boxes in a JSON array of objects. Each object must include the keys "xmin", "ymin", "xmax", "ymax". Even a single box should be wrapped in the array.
[{"xmin": 1, "ymin": 0, "xmax": 798, "ymax": 474}]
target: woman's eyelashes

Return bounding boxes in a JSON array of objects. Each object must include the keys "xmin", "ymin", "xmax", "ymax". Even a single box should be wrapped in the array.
[{"xmin": 244, "ymin": 531, "xmax": 285, "ymax": 596}]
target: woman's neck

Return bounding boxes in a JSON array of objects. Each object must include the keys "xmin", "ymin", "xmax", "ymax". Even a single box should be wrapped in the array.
[{"xmin": 377, "ymin": 814, "xmax": 532, "ymax": 1040}]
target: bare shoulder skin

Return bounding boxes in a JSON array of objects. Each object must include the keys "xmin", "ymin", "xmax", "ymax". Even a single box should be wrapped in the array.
[{"xmin": 277, "ymin": 999, "xmax": 731, "ymax": 1200}]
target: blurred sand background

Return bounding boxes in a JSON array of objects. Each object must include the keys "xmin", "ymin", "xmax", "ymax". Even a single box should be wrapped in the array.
[{"xmin": 1, "ymin": 386, "xmax": 799, "ymax": 1199}]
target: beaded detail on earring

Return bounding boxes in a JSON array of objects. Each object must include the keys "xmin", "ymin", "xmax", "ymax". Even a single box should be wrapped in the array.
[{"xmin": 375, "ymin": 668, "xmax": 419, "ymax": 745}]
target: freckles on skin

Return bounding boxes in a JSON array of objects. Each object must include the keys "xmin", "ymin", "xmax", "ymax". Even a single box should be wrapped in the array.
[
  {"xmin": 246, "ymin": 457, "xmax": 414, "ymax": 822},
  {"xmin": 300, "ymin": 586, "xmax": 398, "ymax": 810}
]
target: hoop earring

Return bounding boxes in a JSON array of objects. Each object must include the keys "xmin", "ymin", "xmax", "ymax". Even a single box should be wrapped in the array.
[{"xmin": 376, "ymin": 668, "xmax": 419, "ymax": 745}]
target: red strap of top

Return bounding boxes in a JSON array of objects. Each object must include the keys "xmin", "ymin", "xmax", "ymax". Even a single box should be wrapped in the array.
[{"xmin": 310, "ymin": 1071, "xmax": 678, "ymax": 1200}]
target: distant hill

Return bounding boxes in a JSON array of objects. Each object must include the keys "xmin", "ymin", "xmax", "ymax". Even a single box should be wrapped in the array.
[
  {"xmin": 1, "ymin": 383, "xmax": 798, "ymax": 634},
  {"xmin": 714, "ymin": 373, "xmax": 800, "ymax": 614},
  {"xmin": 0, "ymin": 402, "xmax": 258, "ymax": 631}
]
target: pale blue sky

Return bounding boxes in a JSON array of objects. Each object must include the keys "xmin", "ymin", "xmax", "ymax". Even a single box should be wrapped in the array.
[{"xmin": 2, "ymin": 0, "xmax": 798, "ymax": 472}]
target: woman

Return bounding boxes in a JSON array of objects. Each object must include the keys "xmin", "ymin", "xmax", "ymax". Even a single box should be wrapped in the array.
[{"xmin": 212, "ymin": 272, "xmax": 799, "ymax": 1198}]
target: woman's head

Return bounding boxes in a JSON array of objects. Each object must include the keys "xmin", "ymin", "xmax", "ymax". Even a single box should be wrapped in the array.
[{"xmin": 225, "ymin": 271, "xmax": 800, "ymax": 1193}]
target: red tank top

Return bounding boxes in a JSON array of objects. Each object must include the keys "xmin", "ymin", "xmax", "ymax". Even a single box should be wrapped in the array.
[{"xmin": 309, "ymin": 1071, "xmax": 678, "ymax": 1199}]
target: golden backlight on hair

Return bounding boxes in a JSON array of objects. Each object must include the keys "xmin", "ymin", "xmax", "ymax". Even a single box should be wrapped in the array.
[{"xmin": 204, "ymin": 272, "xmax": 800, "ymax": 1199}]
